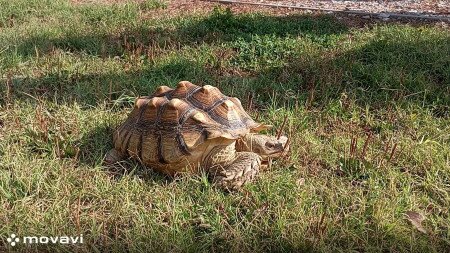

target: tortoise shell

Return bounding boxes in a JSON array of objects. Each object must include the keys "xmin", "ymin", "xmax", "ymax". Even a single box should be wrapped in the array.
[{"xmin": 113, "ymin": 81, "xmax": 263, "ymax": 171}]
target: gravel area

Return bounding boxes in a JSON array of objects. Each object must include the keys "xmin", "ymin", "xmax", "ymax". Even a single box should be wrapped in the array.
[
  {"xmin": 219, "ymin": 0, "xmax": 449, "ymax": 14},
  {"xmin": 208, "ymin": 0, "xmax": 450, "ymax": 20},
  {"xmin": 71, "ymin": 0, "xmax": 450, "ymax": 24}
]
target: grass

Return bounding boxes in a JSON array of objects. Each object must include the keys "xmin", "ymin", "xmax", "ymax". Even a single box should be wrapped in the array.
[{"xmin": 0, "ymin": 1, "xmax": 449, "ymax": 252}]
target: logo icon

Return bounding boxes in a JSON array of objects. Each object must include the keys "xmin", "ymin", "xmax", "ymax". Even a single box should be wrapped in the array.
[{"xmin": 7, "ymin": 234, "xmax": 20, "ymax": 246}]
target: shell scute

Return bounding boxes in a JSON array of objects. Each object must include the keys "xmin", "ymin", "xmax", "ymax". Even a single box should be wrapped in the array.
[
  {"xmin": 141, "ymin": 131, "xmax": 158, "ymax": 164},
  {"xmin": 169, "ymin": 81, "xmax": 200, "ymax": 99},
  {"xmin": 134, "ymin": 97, "xmax": 149, "ymax": 109},
  {"xmin": 127, "ymin": 130, "xmax": 142, "ymax": 158},
  {"xmin": 140, "ymin": 97, "xmax": 168, "ymax": 124},
  {"xmin": 161, "ymin": 134, "xmax": 185, "ymax": 163},
  {"xmin": 189, "ymin": 85, "xmax": 225, "ymax": 110},
  {"xmin": 160, "ymin": 98, "xmax": 192, "ymax": 124},
  {"xmin": 152, "ymin": 85, "xmax": 173, "ymax": 97}
]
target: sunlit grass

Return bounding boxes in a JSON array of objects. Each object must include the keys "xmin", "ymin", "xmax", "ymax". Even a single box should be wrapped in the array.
[{"xmin": 0, "ymin": 1, "xmax": 449, "ymax": 252}]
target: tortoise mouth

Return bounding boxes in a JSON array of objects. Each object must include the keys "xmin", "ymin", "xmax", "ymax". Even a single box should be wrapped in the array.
[
  {"xmin": 259, "ymin": 146, "xmax": 289, "ymax": 162},
  {"xmin": 262, "ymin": 149, "xmax": 284, "ymax": 157}
]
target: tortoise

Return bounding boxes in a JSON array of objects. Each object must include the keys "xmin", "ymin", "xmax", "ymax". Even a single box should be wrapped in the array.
[{"xmin": 104, "ymin": 81, "xmax": 288, "ymax": 190}]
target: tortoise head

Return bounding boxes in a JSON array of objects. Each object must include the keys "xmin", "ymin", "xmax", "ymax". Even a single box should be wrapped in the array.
[{"xmin": 237, "ymin": 134, "xmax": 289, "ymax": 161}]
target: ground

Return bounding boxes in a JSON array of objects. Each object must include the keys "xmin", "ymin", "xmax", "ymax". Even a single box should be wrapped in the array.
[
  {"xmin": 0, "ymin": 0, "xmax": 449, "ymax": 252},
  {"xmin": 213, "ymin": 0, "xmax": 450, "ymax": 17}
]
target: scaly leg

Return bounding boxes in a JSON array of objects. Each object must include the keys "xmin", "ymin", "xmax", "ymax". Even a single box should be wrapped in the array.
[{"xmin": 209, "ymin": 152, "xmax": 261, "ymax": 191}]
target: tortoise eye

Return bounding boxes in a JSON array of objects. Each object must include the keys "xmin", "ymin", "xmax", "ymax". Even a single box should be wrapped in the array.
[{"xmin": 265, "ymin": 143, "xmax": 274, "ymax": 149}]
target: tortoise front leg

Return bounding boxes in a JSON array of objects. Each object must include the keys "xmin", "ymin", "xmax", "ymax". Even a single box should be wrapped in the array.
[{"xmin": 209, "ymin": 152, "xmax": 261, "ymax": 191}]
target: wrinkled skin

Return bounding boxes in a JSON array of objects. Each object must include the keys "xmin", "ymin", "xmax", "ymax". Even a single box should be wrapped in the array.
[
  {"xmin": 236, "ymin": 134, "xmax": 289, "ymax": 161},
  {"xmin": 209, "ymin": 134, "xmax": 289, "ymax": 190}
]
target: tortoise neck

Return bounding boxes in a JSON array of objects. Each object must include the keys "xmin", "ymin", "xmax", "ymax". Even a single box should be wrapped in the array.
[
  {"xmin": 235, "ymin": 136, "xmax": 248, "ymax": 152},
  {"xmin": 235, "ymin": 133, "xmax": 258, "ymax": 152}
]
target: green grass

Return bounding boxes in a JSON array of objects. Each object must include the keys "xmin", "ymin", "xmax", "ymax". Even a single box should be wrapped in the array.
[{"xmin": 1, "ymin": 1, "xmax": 449, "ymax": 252}]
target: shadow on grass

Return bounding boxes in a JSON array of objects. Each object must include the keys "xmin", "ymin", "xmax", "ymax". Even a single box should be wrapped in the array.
[
  {"xmin": 14, "ymin": 9, "xmax": 348, "ymax": 57},
  {"xmin": 6, "ymin": 30, "xmax": 449, "ymax": 111},
  {"xmin": 4, "ymin": 8, "xmax": 448, "ymax": 111},
  {"xmin": 3, "ymin": 11, "xmax": 348, "ymax": 107},
  {"xmin": 273, "ymin": 28, "xmax": 450, "ymax": 115}
]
